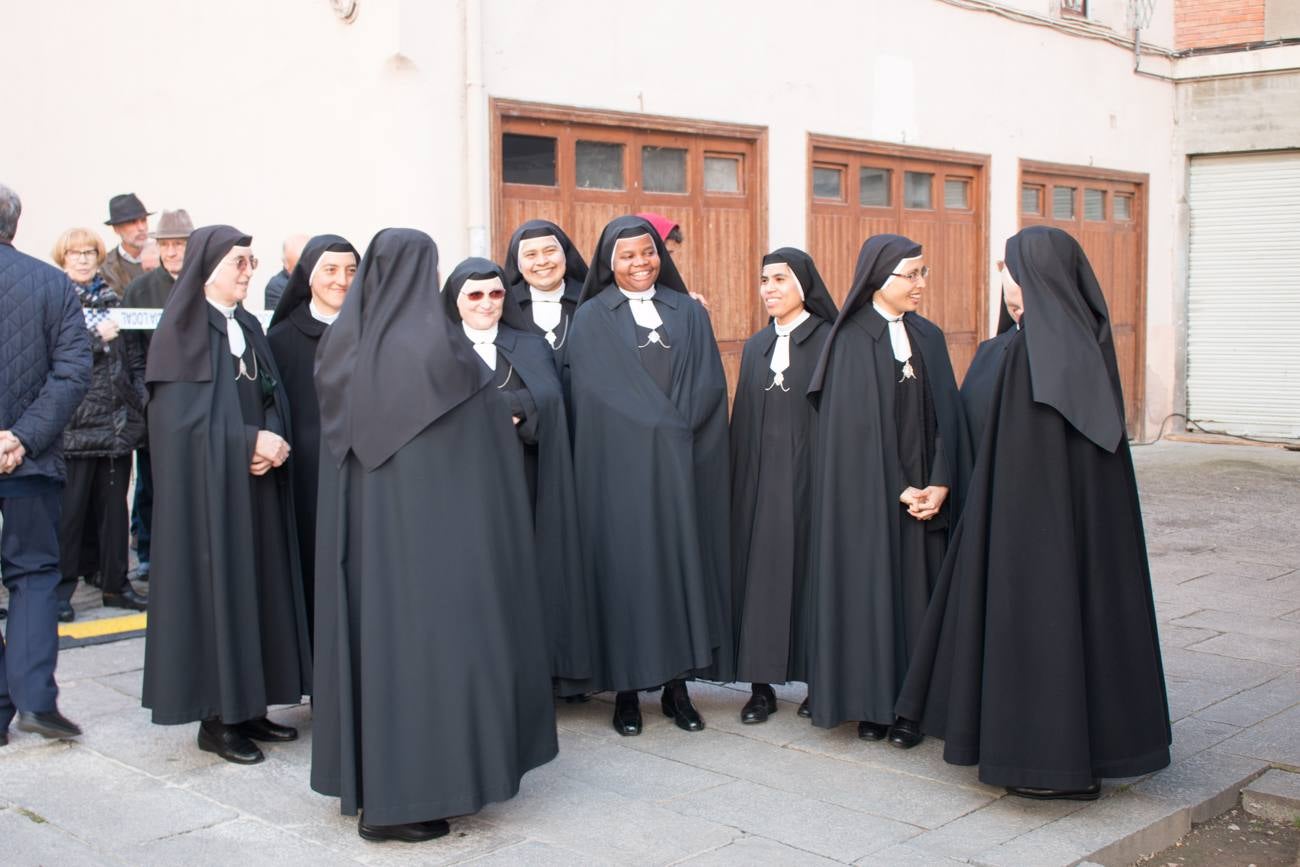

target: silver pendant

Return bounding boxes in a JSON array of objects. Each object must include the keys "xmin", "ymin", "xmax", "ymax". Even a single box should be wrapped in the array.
[
  {"xmin": 545, "ymin": 330, "xmax": 557, "ymax": 348},
  {"xmin": 900, "ymin": 360, "xmax": 915, "ymax": 382}
]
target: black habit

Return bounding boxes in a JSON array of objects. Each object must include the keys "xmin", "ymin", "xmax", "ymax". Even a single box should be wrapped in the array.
[
  {"xmin": 503, "ymin": 219, "xmax": 588, "ymax": 353},
  {"xmin": 442, "ymin": 258, "xmax": 593, "ymax": 690},
  {"xmin": 310, "ymin": 230, "xmax": 556, "ymax": 825},
  {"xmin": 804, "ymin": 234, "xmax": 971, "ymax": 729},
  {"xmin": 730, "ymin": 248, "xmax": 837, "ymax": 685},
  {"xmin": 564, "ymin": 215, "xmax": 733, "ymax": 691},
  {"xmin": 896, "ymin": 226, "xmax": 1170, "ymax": 789},
  {"xmin": 141, "ymin": 224, "xmax": 310, "ymax": 725},
  {"xmin": 266, "ymin": 234, "xmax": 358, "ymax": 643}
]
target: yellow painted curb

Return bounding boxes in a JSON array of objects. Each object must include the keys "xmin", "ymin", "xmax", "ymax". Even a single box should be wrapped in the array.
[{"xmin": 58, "ymin": 612, "xmax": 147, "ymax": 639}]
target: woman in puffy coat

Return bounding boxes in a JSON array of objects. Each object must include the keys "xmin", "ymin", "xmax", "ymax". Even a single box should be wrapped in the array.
[{"xmin": 51, "ymin": 227, "xmax": 149, "ymax": 620}]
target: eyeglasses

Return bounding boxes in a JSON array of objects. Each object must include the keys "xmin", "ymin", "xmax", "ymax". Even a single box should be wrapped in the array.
[
  {"xmin": 463, "ymin": 289, "xmax": 506, "ymax": 302},
  {"xmin": 65, "ymin": 248, "xmax": 98, "ymax": 261},
  {"xmin": 226, "ymin": 255, "xmax": 259, "ymax": 273},
  {"xmin": 890, "ymin": 265, "xmax": 930, "ymax": 282}
]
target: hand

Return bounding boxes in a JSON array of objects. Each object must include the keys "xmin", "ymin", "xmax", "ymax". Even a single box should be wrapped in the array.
[
  {"xmin": 251, "ymin": 430, "xmax": 290, "ymax": 476},
  {"xmin": 0, "ymin": 431, "xmax": 26, "ymax": 474},
  {"xmin": 689, "ymin": 290, "xmax": 710, "ymax": 310},
  {"xmin": 908, "ymin": 485, "xmax": 949, "ymax": 521},
  {"xmin": 96, "ymin": 319, "xmax": 121, "ymax": 342},
  {"xmin": 899, "ymin": 486, "xmax": 924, "ymax": 509},
  {"xmin": 512, "ymin": 415, "xmax": 521, "ymax": 426}
]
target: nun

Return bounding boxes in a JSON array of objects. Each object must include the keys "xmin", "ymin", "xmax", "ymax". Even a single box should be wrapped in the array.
[
  {"xmin": 266, "ymin": 233, "xmax": 359, "ymax": 643},
  {"xmin": 896, "ymin": 226, "xmax": 1170, "ymax": 800},
  {"xmin": 441, "ymin": 257, "xmax": 592, "ymax": 692},
  {"xmin": 564, "ymin": 215, "xmax": 731, "ymax": 736},
  {"xmin": 730, "ymin": 248, "xmax": 837, "ymax": 724},
  {"xmin": 502, "ymin": 220, "xmax": 588, "ymax": 353},
  {"xmin": 141, "ymin": 225, "xmax": 311, "ymax": 765},
  {"xmin": 310, "ymin": 230, "xmax": 557, "ymax": 843},
  {"xmin": 805, "ymin": 234, "xmax": 971, "ymax": 748}
]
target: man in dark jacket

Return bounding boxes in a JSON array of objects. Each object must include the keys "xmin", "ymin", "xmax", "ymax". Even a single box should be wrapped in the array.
[
  {"xmin": 101, "ymin": 194, "xmax": 153, "ymax": 294},
  {"xmin": 0, "ymin": 183, "xmax": 94, "ymax": 743}
]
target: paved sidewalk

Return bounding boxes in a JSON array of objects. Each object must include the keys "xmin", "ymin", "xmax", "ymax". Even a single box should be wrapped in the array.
[{"xmin": 1, "ymin": 441, "xmax": 1297, "ymax": 866}]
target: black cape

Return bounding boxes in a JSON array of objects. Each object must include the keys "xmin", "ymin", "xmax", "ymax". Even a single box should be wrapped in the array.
[
  {"xmin": 730, "ymin": 247, "xmax": 838, "ymax": 685},
  {"xmin": 311, "ymin": 230, "xmax": 556, "ymax": 824},
  {"xmin": 896, "ymin": 227, "xmax": 1169, "ymax": 789},
  {"xmin": 804, "ymin": 234, "xmax": 972, "ymax": 728},
  {"xmin": 565, "ymin": 215, "xmax": 733, "ymax": 690},
  {"xmin": 503, "ymin": 220, "xmax": 587, "ymax": 353},
  {"xmin": 141, "ymin": 227, "xmax": 311, "ymax": 723},
  {"xmin": 266, "ymin": 234, "xmax": 358, "ymax": 642},
  {"xmin": 442, "ymin": 258, "xmax": 594, "ymax": 689}
]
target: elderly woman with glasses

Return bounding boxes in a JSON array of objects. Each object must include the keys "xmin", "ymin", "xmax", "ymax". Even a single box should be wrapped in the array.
[{"xmin": 49, "ymin": 228, "xmax": 149, "ymax": 621}]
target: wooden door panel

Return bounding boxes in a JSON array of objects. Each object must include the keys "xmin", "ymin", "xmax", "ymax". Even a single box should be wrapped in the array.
[{"xmin": 700, "ymin": 207, "xmax": 754, "ymax": 345}]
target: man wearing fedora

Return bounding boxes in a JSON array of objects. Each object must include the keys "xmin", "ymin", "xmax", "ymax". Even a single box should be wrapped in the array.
[
  {"xmin": 101, "ymin": 193, "xmax": 153, "ymax": 294},
  {"xmin": 123, "ymin": 209, "xmax": 193, "ymax": 581}
]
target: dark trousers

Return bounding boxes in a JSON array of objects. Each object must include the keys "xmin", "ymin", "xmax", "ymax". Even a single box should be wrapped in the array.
[
  {"xmin": 0, "ymin": 488, "xmax": 64, "ymax": 724},
  {"xmin": 130, "ymin": 448, "xmax": 152, "ymax": 564},
  {"xmin": 58, "ymin": 456, "xmax": 131, "ymax": 600}
]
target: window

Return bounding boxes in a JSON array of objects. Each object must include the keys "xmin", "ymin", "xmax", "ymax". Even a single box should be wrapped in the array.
[
  {"xmin": 1084, "ymin": 189, "xmax": 1106, "ymax": 221},
  {"xmin": 575, "ymin": 141, "xmax": 625, "ymax": 190},
  {"xmin": 502, "ymin": 133, "xmax": 557, "ymax": 186},
  {"xmin": 944, "ymin": 178, "xmax": 971, "ymax": 210},
  {"xmin": 859, "ymin": 168, "xmax": 892, "ymax": 207},
  {"xmin": 1021, "ymin": 185, "xmax": 1043, "ymax": 215},
  {"xmin": 704, "ymin": 155, "xmax": 742, "ymax": 193},
  {"xmin": 1052, "ymin": 186, "xmax": 1076, "ymax": 219},
  {"xmin": 642, "ymin": 146, "xmax": 687, "ymax": 194},
  {"xmin": 1114, "ymin": 193, "xmax": 1133, "ymax": 220},
  {"xmin": 1060, "ymin": 0, "xmax": 1087, "ymax": 15},
  {"xmin": 904, "ymin": 171, "xmax": 933, "ymax": 209},
  {"xmin": 813, "ymin": 165, "xmax": 845, "ymax": 201}
]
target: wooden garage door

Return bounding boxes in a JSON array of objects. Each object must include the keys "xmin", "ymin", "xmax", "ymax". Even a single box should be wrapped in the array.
[
  {"xmin": 492, "ymin": 99, "xmax": 767, "ymax": 395},
  {"xmin": 807, "ymin": 136, "xmax": 989, "ymax": 381},
  {"xmin": 1020, "ymin": 161, "xmax": 1147, "ymax": 438}
]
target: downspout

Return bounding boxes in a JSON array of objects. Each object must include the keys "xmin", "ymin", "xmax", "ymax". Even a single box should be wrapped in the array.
[{"xmin": 464, "ymin": 0, "xmax": 488, "ymax": 256}]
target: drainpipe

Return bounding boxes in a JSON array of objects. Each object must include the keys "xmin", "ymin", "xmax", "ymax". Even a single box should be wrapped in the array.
[{"xmin": 464, "ymin": 0, "xmax": 489, "ymax": 257}]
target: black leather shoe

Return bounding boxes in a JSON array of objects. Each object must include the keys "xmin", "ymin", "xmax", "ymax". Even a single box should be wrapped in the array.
[
  {"xmin": 57, "ymin": 601, "xmax": 75, "ymax": 623},
  {"xmin": 797, "ymin": 697, "xmax": 811, "ymax": 718},
  {"xmin": 84, "ymin": 571, "xmax": 103, "ymax": 589},
  {"xmin": 0, "ymin": 606, "xmax": 7, "ymax": 620},
  {"xmin": 888, "ymin": 717, "xmax": 923, "ymax": 749},
  {"xmin": 17, "ymin": 709, "xmax": 82, "ymax": 739},
  {"xmin": 236, "ymin": 716, "xmax": 298, "ymax": 742},
  {"xmin": 612, "ymin": 691, "xmax": 642, "ymax": 736},
  {"xmin": 197, "ymin": 720, "xmax": 264, "ymax": 764},
  {"xmin": 741, "ymin": 685, "xmax": 777, "ymax": 724},
  {"xmin": 857, "ymin": 720, "xmax": 889, "ymax": 741},
  {"xmin": 564, "ymin": 693, "xmax": 591, "ymax": 704},
  {"xmin": 1007, "ymin": 782, "xmax": 1101, "ymax": 801},
  {"xmin": 358, "ymin": 815, "xmax": 450, "ymax": 843},
  {"xmin": 102, "ymin": 586, "xmax": 148, "ymax": 611},
  {"xmin": 661, "ymin": 680, "xmax": 705, "ymax": 732}
]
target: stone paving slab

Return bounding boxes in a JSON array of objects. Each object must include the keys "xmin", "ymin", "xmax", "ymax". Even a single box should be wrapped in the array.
[
  {"xmin": 1216, "ymin": 704, "xmax": 1300, "ymax": 767},
  {"xmin": 1242, "ymin": 768, "xmax": 1300, "ymax": 824}
]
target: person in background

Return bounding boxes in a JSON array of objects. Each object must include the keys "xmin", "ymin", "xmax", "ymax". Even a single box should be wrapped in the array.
[
  {"xmin": 262, "ymin": 233, "xmax": 308, "ymax": 310},
  {"xmin": 100, "ymin": 193, "xmax": 153, "ymax": 293}
]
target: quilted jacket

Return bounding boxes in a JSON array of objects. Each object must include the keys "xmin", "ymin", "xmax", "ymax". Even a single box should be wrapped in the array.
[{"xmin": 0, "ymin": 241, "xmax": 93, "ymax": 484}]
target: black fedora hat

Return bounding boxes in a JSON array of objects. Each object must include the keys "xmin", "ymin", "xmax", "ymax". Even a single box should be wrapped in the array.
[{"xmin": 104, "ymin": 193, "xmax": 153, "ymax": 226}]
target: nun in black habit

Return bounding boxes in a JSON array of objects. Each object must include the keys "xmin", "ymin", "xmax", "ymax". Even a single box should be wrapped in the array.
[
  {"xmin": 266, "ymin": 233, "xmax": 359, "ymax": 644},
  {"xmin": 503, "ymin": 219, "xmax": 588, "ymax": 353},
  {"xmin": 441, "ymin": 257, "xmax": 593, "ymax": 692},
  {"xmin": 310, "ymin": 230, "xmax": 556, "ymax": 844},
  {"xmin": 564, "ymin": 215, "xmax": 732, "ymax": 737},
  {"xmin": 805, "ymin": 234, "xmax": 971, "ymax": 748},
  {"xmin": 141, "ymin": 225, "xmax": 311, "ymax": 765},
  {"xmin": 895, "ymin": 226, "xmax": 1170, "ymax": 800},
  {"xmin": 730, "ymin": 248, "xmax": 837, "ymax": 724}
]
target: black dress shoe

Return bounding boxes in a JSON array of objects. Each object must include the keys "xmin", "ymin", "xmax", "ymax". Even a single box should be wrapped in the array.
[
  {"xmin": 660, "ymin": 680, "xmax": 705, "ymax": 732},
  {"xmin": 564, "ymin": 693, "xmax": 591, "ymax": 704},
  {"xmin": 102, "ymin": 586, "xmax": 148, "ymax": 611},
  {"xmin": 197, "ymin": 720, "xmax": 264, "ymax": 764},
  {"xmin": 741, "ymin": 685, "xmax": 777, "ymax": 724},
  {"xmin": 797, "ymin": 697, "xmax": 811, "ymax": 718},
  {"xmin": 84, "ymin": 572, "xmax": 103, "ymax": 589},
  {"xmin": 358, "ymin": 815, "xmax": 450, "ymax": 843},
  {"xmin": 1007, "ymin": 782, "xmax": 1101, "ymax": 801},
  {"xmin": 0, "ymin": 606, "xmax": 7, "ymax": 620},
  {"xmin": 887, "ymin": 717, "xmax": 923, "ymax": 749},
  {"xmin": 857, "ymin": 720, "xmax": 889, "ymax": 741},
  {"xmin": 57, "ymin": 601, "xmax": 76, "ymax": 623},
  {"xmin": 612, "ymin": 691, "xmax": 642, "ymax": 736},
  {"xmin": 236, "ymin": 716, "xmax": 298, "ymax": 742},
  {"xmin": 17, "ymin": 709, "xmax": 82, "ymax": 739}
]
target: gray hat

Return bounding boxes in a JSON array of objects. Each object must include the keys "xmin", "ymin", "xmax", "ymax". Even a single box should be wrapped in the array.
[{"xmin": 151, "ymin": 209, "xmax": 195, "ymax": 240}]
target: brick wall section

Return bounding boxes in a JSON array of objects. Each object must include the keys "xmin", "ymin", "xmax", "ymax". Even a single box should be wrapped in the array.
[{"xmin": 1176, "ymin": 0, "xmax": 1266, "ymax": 50}]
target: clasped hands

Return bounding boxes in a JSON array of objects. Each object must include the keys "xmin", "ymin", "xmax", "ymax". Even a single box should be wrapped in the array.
[
  {"xmin": 0, "ymin": 431, "xmax": 25, "ymax": 474},
  {"xmin": 900, "ymin": 485, "xmax": 948, "ymax": 521},
  {"xmin": 250, "ymin": 430, "xmax": 290, "ymax": 476}
]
